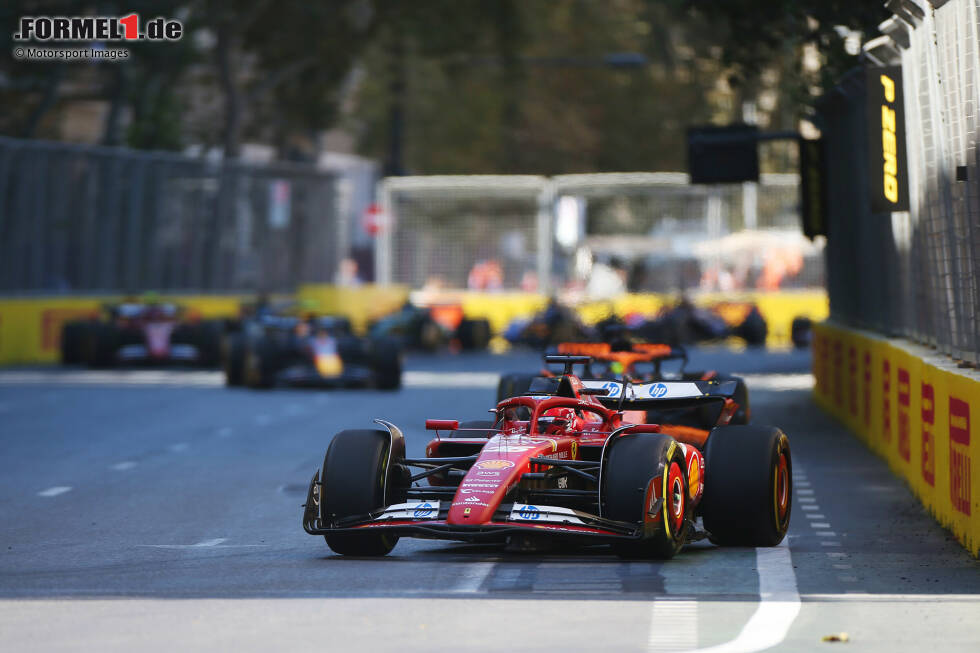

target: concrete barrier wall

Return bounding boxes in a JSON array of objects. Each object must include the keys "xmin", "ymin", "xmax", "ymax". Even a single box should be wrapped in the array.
[{"xmin": 813, "ymin": 322, "xmax": 979, "ymax": 556}]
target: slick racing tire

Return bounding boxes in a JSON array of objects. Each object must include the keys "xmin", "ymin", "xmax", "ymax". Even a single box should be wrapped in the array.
[
  {"xmin": 321, "ymin": 429, "xmax": 400, "ymax": 556},
  {"xmin": 371, "ymin": 338, "xmax": 402, "ymax": 390},
  {"xmin": 223, "ymin": 333, "xmax": 246, "ymax": 386},
  {"xmin": 458, "ymin": 318, "xmax": 491, "ymax": 351},
  {"xmin": 448, "ymin": 420, "xmax": 496, "ymax": 439},
  {"xmin": 60, "ymin": 322, "xmax": 88, "ymax": 365},
  {"xmin": 791, "ymin": 316, "xmax": 813, "ymax": 349},
  {"xmin": 244, "ymin": 336, "xmax": 278, "ymax": 389},
  {"xmin": 86, "ymin": 324, "xmax": 118, "ymax": 368},
  {"xmin": 701, "ymin": 425, "xmax": 791, "ymax": 546},
  {"xmin": 193, "ymin": 321, "xmax": 223, "ymax": 367},
  {"xmin": 734, "ymin": 307, "xmax": 767, "ymax": 347},
  {"xmin": 604, "ymin": 433, "xmax": 689, "ymax": 559}
]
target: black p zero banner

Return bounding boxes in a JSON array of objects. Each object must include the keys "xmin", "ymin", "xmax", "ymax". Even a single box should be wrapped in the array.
[{"xmin": 867, "ymin": 66, "xmax": 909, "ymax": 212}]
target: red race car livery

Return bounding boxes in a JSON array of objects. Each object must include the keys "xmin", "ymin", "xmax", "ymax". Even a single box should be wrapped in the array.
[{"xmin": 303, "ymin": 355, "xmax": 791, "ymax": 558}]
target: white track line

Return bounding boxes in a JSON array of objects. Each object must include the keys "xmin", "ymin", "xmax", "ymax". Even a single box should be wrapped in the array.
[
  {"xmin": 681, "ymin": 540, "xmax": 801, "ymax": 653},
  {"xmin": 648, "ymin": 599, "xmax": 699, "ymax": 651},
  {"xmin": 37, "ymin": 486, "xmax": 71, "ymax": 497},
  {"xmin": 111, "ymin": 461, "xmax": 137, "ymax": 471},
  {"xmin": 403, "ymin": 371, "xmax": 500, "ymax": 388}
]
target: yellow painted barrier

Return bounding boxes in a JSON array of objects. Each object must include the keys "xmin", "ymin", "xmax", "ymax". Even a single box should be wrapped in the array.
[
  {"xmin": 0, "ymin": 295, "xmax": 244, "ymax": 365},
  {"xmin": 0, "ymin": 288, "xmax": 828, "ymax": 363},
  {"xmin": 813, "ymin": 322, "xmax": 980, "ymax": 556}
]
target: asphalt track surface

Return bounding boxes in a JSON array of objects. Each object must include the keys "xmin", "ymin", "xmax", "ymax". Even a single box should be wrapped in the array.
[{"xmin": 1, "ymin": 347, "xmax": 978, "ymax": 652}]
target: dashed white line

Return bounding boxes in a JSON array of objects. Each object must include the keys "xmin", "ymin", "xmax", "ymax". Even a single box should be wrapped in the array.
[
  {"xmin": 832, "ymin": 564, "xmax": 853, "ymax": 570},
  {"xmin": 798, "ymin": 497, "xmax": 816, "ymax": 503},
  {"xmin": 38, "ymin": 486, "xmax": 72, "ymax": 497},
  {"xmin": 816, "ymin": 531, "xmax": 837, "ymax": 537},
  {"xmin": 804, "ymin": 513, "xmax": 826, "ymax": 520},
  {"xmin": 810, "ymin": 522, "xmax": 831, "ymax": 528},
  {"xmin": 796, "ymin": 489, "xmax": 814, "ymax": 495},
  {"xmin": 169, "ymin": 443, "xmax": 189, "ymax": 453},
  {"xmin": 111, "ymin": 461, "xmax": 137, "ymax": 471},
  {"xmin": 820, "ymin": 541, "xmax": 842, "ymax": 547},
  {"xmin": 838, "ymin": 576, "xmax": 858, "ymax": 583},
  {"xmin": 826, "ymin": 552, "xmax": 848, "ymax": 559},
  {"xmin": 801, "ymin": 504, "xmax": 819, "ymax": 511},
  {"xmin": 216, "ymin": 427, "xmax": 233, "ymax": 438}
]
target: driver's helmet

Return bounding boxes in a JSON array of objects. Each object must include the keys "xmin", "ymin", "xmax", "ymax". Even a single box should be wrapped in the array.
[{"xmin": 538, "ymin": 407, "xmax": 577, "ymax": 434}]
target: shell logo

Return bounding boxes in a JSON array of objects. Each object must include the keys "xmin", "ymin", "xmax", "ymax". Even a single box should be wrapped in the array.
[
  {"xmin": 688, "ymin": 457, "xmax": 701, "ymax": 499},
  {"xmin": 475, "ymin": 459, "xmax": 514, "ymax": 470}
]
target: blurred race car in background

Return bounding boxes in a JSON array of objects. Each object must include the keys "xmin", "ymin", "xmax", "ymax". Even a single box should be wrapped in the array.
[
  {"xmin": 597, "ymin": 299, "xmax": 768, "ymax": 348},
  {"xmin": 503, "ymin": 298, "xmax": 768, "ymax": 350},
  {"xmin": 502, "ymin": 298, "xmax": 592, "ymax": 348},
  {"xmin": 368, "ymin": 301, "xmax": 491, "ymax": 352},
  {"xmin": 60, "ymin": 300, "xmax": 222, "ymax": 368},
  {"xmin": 303, "ymin": 355, "xmax": 790, "ymax": 558},
  {"xmin": 223, "ymin": 304, "xmax": 401, "ymax": 389},
  {"xmin": 497, "ymin": 343, "xmax": 750, "ymax": 425}
]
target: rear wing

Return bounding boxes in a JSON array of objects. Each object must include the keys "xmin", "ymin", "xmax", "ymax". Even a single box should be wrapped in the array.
[
  {"xmin": 552, "ymin": 342, "xmax": 688, "ymax": 375},
  {"xmin": 582, "ymin": 378, "xmax": 737, "ymax": 411}
]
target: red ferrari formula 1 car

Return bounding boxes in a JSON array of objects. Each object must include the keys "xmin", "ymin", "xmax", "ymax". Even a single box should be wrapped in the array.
[{"xmin": 302, "ymin": 356, "xmax": 791, "ymax": 558}]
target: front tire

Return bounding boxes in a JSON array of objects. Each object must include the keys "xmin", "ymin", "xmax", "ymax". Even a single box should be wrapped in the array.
[
  {"xmin": 701, "ymin": 425, "xmax": 791, "ymax": 546},
  {"xmin": 320, "ymin": 429, "xmax": 400, "ymax": 556},
  {"xmin": 603, "ymin": 433, "xmax": 689, "ymax": 559}
]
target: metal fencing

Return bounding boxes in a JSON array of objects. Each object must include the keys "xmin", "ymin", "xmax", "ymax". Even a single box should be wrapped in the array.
[
  {"xmin": 823, "ymin": 0, "xmax": 980, "ymax": 364},
  {"xmin": 376, "ymin": 172, "xmax": 819, "ymax": 295},
  {"xmin": 0, "ymin": 136, "xmax": 342, "ymax": 294}
]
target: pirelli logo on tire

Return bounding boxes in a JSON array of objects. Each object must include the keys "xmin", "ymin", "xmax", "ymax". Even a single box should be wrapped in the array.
[{"xmin": 949, "ymin": 398, "xmax": 971, "ymax": 516}]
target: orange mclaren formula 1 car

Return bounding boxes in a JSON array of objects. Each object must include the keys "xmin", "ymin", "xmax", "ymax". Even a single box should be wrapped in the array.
[
  {"xmin": 497, "ymin": 342, "xmax": 750, "ymax": 425},
  {"xmin": 302, "ymin": 355, "xmax": 790, "ymax": 558}
]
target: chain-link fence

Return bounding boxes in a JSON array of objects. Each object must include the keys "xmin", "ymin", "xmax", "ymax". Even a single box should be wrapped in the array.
[
  {"xmin": 0, "ymin": 136, "xmax": 342, "ymax": 294},
  {"xmin": 377, "ymin": 175, "xmax": 550, "ymax": 291},
  {"xmin": 377, "ymin": 172, "xmax": 819, "ymax": 295},
  {"xmin": 822, "ymin": 0, "xmax": 980, "ymax": 364}
]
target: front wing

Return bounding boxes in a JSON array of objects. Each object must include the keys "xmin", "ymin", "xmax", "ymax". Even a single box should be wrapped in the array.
[{"xmin": 302, "ymin": 473, "xmax": 664, "ymax": 544}]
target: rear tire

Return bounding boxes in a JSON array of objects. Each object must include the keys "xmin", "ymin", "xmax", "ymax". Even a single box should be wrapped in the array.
[
  {"xmin": 224, "ymin": 333, "xmax": 245, "ymax": 386},
  {"xmin": 458, "ymin": 318, "xmax": 491, "ymax": 350},
  {"xmin": 321, "ymin": 429, "xmax": 400, "ymax": 556},
  {"xmin": 86, "ymin": 324, "xmax": 118, "ymax": 368},
  {"xmin": 603, "ymin": 433, "xmax": 689, "ymax": 559},
  {"xmin": 371, "ymin": 338, "xmax": 402, "ymax": 390},
  {"xmin": 244, "ymin": 336, "xmax": 277, "ymax": 389},
  {"xmin": 701, "ymin": 425, "xmax": 791, "ymax": 546},
  {"xmin": 60, "ymin": 322, "xmax": 87, "ymax": 364}
]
